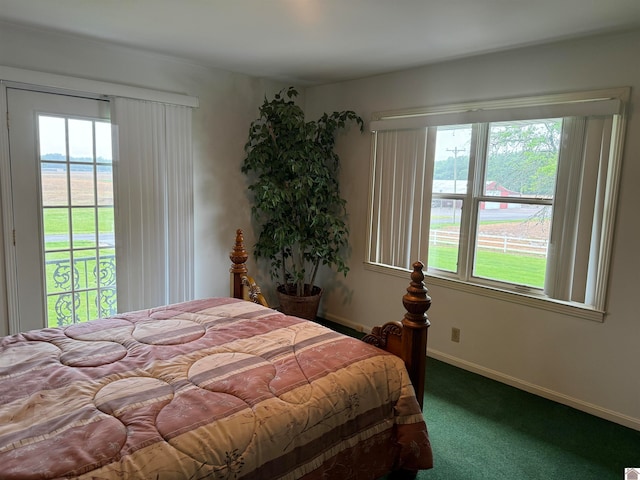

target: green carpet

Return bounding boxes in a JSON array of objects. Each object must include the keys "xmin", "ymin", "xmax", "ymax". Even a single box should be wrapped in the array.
[
  {"xmin": 316, "ymin": 318, "xmax": 640, "ymax": 479},
  {"xmin": 420, "ymin": 358, "xmax": 640, "ymax": 479}
]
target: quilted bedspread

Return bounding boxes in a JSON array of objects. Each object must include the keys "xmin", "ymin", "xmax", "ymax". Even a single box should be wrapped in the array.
[{"xmin": 0, "ymin": 298, "xmax": 432, "ymax": 479}]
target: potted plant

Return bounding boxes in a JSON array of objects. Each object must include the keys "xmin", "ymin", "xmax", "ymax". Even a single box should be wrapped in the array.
[{"xmin": 242, "ymin": 87, "xmax": 363, "ymax": 320}]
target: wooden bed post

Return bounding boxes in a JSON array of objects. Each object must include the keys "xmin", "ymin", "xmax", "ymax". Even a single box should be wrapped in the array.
[
  {"xmin": 401, "ymin": 261, "xmax": 431, "ymax": 410},
  {"xmin": 229, "ymin": 229, "xmax": 249, "ymax": 300},
  {"xmin": 229, "ymin": 229, "xmax": 270, "ymax": 306},
  {"xmin": 362, "ymin": 261, "xmax": 431, "ymax": 410}
]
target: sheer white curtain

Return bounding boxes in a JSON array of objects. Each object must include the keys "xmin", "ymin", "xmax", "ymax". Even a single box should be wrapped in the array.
[{"xmin": 111, "ymin": 97, "xmax": 194, "ymax": 311}]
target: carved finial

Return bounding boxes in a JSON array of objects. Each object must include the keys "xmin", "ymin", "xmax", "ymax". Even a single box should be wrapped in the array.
[
  {"xmin": 402, "ymin": 261, "xmax": 431, "ymax": 327},
  {"xmin": 230, "ymin": 229, "xmax": 249, "ymax": 274}
]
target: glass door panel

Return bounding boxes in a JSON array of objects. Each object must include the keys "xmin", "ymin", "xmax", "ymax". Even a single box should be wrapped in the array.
[{"xmin": 39, "ymin": 115, "xmax": 117, "ymax": 327}]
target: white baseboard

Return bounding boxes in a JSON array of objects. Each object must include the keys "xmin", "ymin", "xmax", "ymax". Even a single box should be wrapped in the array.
[
  {"xmin": 320, "ymin": 313, "xmax": 640, "ymax": 432},
  {"xmin": 321, "ymin": 312, "xmax": 372, "ymax": 334},
  {"xmin": 428, "ymin": 349, "xmax": 640, "ymax": 432}
]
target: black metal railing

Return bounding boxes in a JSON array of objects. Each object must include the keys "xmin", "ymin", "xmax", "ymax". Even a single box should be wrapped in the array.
[{"xmin": 45, "ymin": 254, "xmax": 117, "ymax": 327}]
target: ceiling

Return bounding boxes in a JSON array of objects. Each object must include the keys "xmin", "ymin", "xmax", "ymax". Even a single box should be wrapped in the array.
[{"xmin": 1, "ymin": 0, "xmax": 640, "ymax": 85}]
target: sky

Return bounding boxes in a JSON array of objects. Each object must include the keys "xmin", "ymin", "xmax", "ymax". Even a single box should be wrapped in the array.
[
  {"xmin": 434, "ymin": 124, "xmax": 471, "ymax": 162},
  {"xmin": 38, "ymin": 115, "xmax": 112, "ymax": 160}
]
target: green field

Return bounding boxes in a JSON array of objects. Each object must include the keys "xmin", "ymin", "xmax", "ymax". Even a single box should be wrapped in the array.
[
  {"xmin": 429, "ymin": 244, "xmax": 545, "ymax": 288},
  {"xmin": 43, "ymin": 207, "xmax": 114, "ymax": 249},
  {"xmin": 42, "ymin": 207, "xmax": 117, "ymax": 327}
]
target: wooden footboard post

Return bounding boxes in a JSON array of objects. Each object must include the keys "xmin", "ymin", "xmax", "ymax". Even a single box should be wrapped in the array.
[
  {"xmin": 229, "ymin": 229, "xmax": 249, "ymax": 300},
  {"xmin": 362, "ymin": 261, "xmax": 431, "ymax": 410},
  {"xmin": 401, "ymin": 261, "xmax": 431, "ymax": 410}
]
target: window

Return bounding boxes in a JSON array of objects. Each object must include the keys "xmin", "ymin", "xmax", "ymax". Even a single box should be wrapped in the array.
[
  {"xmin": 39, "ymin": 115, "xmax": 117, "ymax": 326},
  {"xmin": 367, "ymin": 88, "xmax": 629, "ymax": 319}
]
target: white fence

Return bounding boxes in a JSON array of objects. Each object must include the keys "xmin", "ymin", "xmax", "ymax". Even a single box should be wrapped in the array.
[{"xmin": 430, "ymin": 229, "xmax": 548, "ymax": 257}]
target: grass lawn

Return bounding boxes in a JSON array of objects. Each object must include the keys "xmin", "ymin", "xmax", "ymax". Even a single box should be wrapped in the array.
[
  {"xmin": 429, "ymin": 244, "xmax": 545, "ymax": 288},
  {"xmin": 41, "ymin": 207, "xmax": 116, "ymax": 326},
  {"xmin": 43, "ymin": 207, "xmax": 114, "ymax": 248}
]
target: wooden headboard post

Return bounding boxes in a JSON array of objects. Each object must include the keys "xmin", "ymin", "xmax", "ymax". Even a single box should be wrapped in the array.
[{"xmin": 229, "ymin": 229, "xmax": 249, "ymax": 300}]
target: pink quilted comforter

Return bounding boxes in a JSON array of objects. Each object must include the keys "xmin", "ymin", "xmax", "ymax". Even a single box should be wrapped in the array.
[{"xmin": 0, "ymin": 298, "xmax": 432, "ymax": 479}]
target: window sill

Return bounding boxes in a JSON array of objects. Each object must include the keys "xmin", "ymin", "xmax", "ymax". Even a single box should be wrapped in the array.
[{"xmin": 364, "ymin": 262, "xmax": 605, "ymax": 323}]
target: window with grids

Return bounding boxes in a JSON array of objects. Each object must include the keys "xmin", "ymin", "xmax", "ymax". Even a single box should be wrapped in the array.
[
  {"xmin": 366, "ymin": 88, "xmax": 628, "ymax": 315},
  {"xmin": 39, "ymin": 115, "xmax": 117, "ymax": 326}
]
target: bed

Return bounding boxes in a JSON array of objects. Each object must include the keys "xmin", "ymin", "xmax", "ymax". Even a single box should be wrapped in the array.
[{"xmin": 0, "ymin": 229, "xmax": 433, "ymax": 479}]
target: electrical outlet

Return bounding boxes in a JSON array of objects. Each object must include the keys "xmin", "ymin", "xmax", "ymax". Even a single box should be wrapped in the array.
[{"xmin": 451, "ymin": 327, "xmax": 461, "ymax": 343}]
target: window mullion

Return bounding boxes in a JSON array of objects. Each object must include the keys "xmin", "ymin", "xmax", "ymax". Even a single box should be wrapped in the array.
[{"xmin": 458, "ymin": 123, "xmax": 486, "ymax": 280}]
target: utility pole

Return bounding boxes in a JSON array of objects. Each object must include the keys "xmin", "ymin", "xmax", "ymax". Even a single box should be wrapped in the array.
[
  {"xmin": 446, "ymin": 147, "xmax": 465, "ymax": 222},
  {"xmin": 446, "ymin": 146, "xmax": 465, "ymax": 193}
]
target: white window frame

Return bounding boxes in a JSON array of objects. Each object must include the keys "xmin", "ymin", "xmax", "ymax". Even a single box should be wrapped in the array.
[{"xmin": 365, "ymin": 88, "xmax": 629, "ymax": 322}]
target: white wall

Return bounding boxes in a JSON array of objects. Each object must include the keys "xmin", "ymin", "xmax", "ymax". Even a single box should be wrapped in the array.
[
  {"xmin": 304, "ymin": 29, "xmax": 640, "ymax": 429},
  {"xmin": 0, "ymin": 22, "xmax": 288, "ymax": 336}
]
